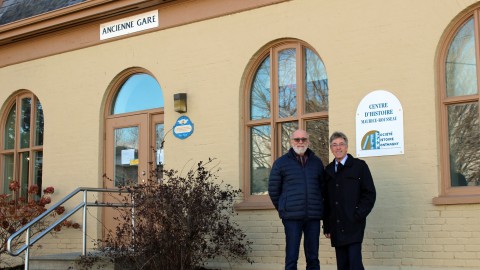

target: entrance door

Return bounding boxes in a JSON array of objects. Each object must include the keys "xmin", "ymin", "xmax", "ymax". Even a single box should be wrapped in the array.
[{"xmin": 103, "ymin": 112, "xmax": 164, "ymax": 237}]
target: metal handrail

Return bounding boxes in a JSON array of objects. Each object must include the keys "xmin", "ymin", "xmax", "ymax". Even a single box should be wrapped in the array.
[{"xmin": 7, "ymin": 187, "xmax": 133, "ymax": 270}]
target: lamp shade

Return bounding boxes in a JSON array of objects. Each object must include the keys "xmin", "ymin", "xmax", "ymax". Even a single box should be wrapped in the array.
[{"xmin": 174, "ymin": 93, "xmax": 187, "ymax": 113}]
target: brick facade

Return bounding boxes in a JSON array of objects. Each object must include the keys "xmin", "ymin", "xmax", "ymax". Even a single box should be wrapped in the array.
[{"xmin": 1, "ymin": 0, "xmax": 480, "ymax": 269}]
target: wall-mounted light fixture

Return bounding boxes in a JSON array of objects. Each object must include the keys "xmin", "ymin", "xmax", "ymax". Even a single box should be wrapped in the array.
[{"xmin": 174, "ymin": 93, "xmax": 187, "ymax": 113}]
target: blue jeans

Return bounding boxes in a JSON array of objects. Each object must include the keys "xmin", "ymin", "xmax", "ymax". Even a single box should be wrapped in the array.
[{"xmin": 282, "ymin": 219, "xmax": 320, "ymax": 270}]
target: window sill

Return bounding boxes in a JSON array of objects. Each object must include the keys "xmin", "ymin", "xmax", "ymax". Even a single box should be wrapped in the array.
[
  {"xmin": 235, "ymin": 201, "xmax": 275, "ymax": 210},
  {"xmin": 432, "ymin": 195, "xmax": 480, "ymax": 205}
]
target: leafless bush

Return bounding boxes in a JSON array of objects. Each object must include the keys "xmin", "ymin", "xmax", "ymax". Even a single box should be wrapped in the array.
[{"xmin": 88, "ymin": 159, "xmax": 252, "ymax": 270}]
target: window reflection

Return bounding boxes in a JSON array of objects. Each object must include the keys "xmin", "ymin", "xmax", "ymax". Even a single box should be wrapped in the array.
[
  {"xmin": 446, "ymin": 18, "xmax": 477, "ymax": 97},
  {"xmin": 280, "ymin": 122, "xmax": 298, "ymax": 155},
  {"xmin": 114, "ymin": 127, "xmax": 139, "ymax": 186},
  {"xmin": 20, "ymin": 98, "xmax": 31, "ymax": 148},
  {"xmin": 448, "ymin": 103, "xmax": 480, "ymax": 186},
  {"xmin": 34, "ymin": 152, "xmax": 43, "ymax": 199},
  {"xmin": 250, "ymin": 57, "xmax": 271, "ymax": 120},
  {"xmin": 278, "ymin": 49, "xmax": 297, "ymax": 118},
  {"xmin": 4, "ymin": 104, "xmax": 15, "ymax": 150},
  {"xmin": 155, "ymin": 123, "xmax": 165, "ymax": 181},
  {"xmin": 306, "ymin": 119, "xmax": 329, "ymax": 165},
  {"xmin": 35, "ymin": 99, "xmax": 44, "ymax": 146},
  {"xmin": 20, "ymin": 152, "xmax": 29, "ymax": 197},
  {"xmin": 250, "ymin": 126, "xmax": 271, "ymax": 195},
  {"xmin": 2, "ymin": 154, "xmax": 13, "ymax": 194},
  {"xmin": 112, "ymin": 73, "xmax": 164, "ymax": 114},
  {"xmin": 305, "ymin": 48, "xmax": 328, "ymax": 113}
]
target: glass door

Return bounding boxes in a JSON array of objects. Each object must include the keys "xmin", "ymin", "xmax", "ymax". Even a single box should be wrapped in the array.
[
  {"xmin": 103, "ymin": 113, "xmax": 148, "ymax": 236},
  {"xmin": 106, "ymin": 114, "xmax": 149, "ymax": 187},
  {"xmin": 151, "ymin": 114, "xmax": 164, "ymax": 182}
]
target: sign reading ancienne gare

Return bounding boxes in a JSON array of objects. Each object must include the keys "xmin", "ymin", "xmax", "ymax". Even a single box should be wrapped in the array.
[{"xmin": 100, "ymin": 10, "xmax": 159, "ymax": 40}]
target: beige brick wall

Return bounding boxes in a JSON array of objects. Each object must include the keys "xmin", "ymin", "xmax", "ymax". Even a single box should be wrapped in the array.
[{"xmin": 1, "ymin": 0, "xmax": 480, "ymax": 269}]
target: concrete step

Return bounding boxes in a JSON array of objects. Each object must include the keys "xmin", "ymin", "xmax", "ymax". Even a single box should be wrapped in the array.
[{"xmin": 29, "ymin": 252, "xmax": 115, "ymax": 270}]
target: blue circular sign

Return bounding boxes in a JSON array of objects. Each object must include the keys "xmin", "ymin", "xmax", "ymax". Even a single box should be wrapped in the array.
[{"xmin": 173, "ymin": 116, "xmax": 194, "ymax": 139}]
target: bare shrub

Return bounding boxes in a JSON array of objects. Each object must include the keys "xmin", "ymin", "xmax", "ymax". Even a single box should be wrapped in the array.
[{"xmin": 90, "ymin": 159, "xmax": 252, "ymax": 270}]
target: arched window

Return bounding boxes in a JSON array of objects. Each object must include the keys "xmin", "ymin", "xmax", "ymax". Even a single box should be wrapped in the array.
[
  {"xmin": 435, "ymin": 9, "xmax": 480, "ymax": 204},
  {"xmin": 241, "ymin": 40, "xmax": 329, "ymax": 208},
  {"xmin": 0, "ymin": 91, "xmax": 44, "ymax": 198},
  {"xmin": 111, "ymin": 73, "xmax": 164, "ymax": 115}
]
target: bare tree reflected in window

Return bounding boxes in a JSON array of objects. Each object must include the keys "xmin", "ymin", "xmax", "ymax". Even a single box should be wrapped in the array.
[
  {"xmin": 280, "ymin": 122, "xmax": 298, "ymax": 155},
  {"xmin": 448, "ymin": 103, "xmax": 480, "ymax": 186},
  {"xmin": 250, "ymin": 126, "xmax": 271, "ymax": 195},
  {"xmin": 306, "ymin": 119, "xmax": 329, "ymax": 166},
  {"xmin": 251, "ymin": 57, "xmax": 271, "ymax": 120},
  {"xmin": 278, "ymin": 49, "xmax": 297, "ymax": 118},
  {"xmin": 305, "ymin": 48, "xmax": 329, "ymax": 113},
  {"xmin": 20, "ymin": 97, "xmax": 31, "ymax": 148},
  {"xmin": 155, "ymin": 124, "xmax": 165, "ymax": 181},
  {"xmin": 35, "ymin": 100, "xmax": 44, "ymax": 146},
  {"xmin": 114, "ymin": 127, "xmax": 139, "ymax": 187}
]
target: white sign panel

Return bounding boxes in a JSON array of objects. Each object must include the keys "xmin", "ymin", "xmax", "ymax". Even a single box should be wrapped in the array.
[
  {"xmin": 356, "ymin": 90, "xmax": 404, "ymax": 157},
  {"xmin": 100, "ymin": 10, "xmax": 159, "ymax": 40},
  {"xmin": 156, "ymin": 149, "xmax": 164, "ymax": 165},
  {"xmin": 121, "ymin": 149, "xmax": 135, "ymax": 165}
]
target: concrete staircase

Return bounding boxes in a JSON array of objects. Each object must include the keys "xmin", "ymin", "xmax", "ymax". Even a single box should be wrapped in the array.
[{"xmin": 29, "ymin": 252, "xmax": 116, "ymax": 270}]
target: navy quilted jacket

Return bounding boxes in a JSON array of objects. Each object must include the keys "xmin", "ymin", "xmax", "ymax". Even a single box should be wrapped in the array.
[{"xmin": 268, "ymin": 148, "xmax": 325, "ymax": 220}]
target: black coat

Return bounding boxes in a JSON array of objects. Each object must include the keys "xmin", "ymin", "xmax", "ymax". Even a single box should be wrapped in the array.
[
  {"xmin": 268, "ymin": 148, "xmax": 325, "ymax": 220},
  {"xmin": 323, "ymin": 154, "xmax": 376, "ymax": 247}
]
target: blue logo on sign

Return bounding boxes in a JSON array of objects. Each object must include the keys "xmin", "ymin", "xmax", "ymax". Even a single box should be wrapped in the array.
[{"xmin": 361, "ymin": 130, "xmax": 380, "ymax": 150}]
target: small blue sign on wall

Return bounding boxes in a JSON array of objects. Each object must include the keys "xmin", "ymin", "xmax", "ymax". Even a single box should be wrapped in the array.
[{"xmin": 173, "ymin": 116, "xmax": 194, "ymax": 139}]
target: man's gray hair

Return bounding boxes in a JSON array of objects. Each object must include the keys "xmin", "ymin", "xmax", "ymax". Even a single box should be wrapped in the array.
[
  {"xmin": 329, "ymin": 131, "xmax": 348, "ymax": 145},
  {"xmin": 290, "ymin": 129, "xmax": 309, "ymax": 139}
]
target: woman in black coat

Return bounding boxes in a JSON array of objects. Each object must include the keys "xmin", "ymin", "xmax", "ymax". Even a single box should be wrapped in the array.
[{"xmin": 323, "ymin": 132, "xmax": 376, "ymax": 270}]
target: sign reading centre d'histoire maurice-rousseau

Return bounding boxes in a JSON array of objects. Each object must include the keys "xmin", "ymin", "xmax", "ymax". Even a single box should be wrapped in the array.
[
  {"xmin": 356, "ymin": 90, "xmax": 404, "ymax": 157},
  {"xmin": 100, "ymin": 10, "xmax": 159, "ymax": 40}
]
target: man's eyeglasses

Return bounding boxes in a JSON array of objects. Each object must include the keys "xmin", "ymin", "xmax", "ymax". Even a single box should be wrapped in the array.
[
  {"xmin": 331, "ymin": 143, "xmax": 347, "ymax": 148},
  {"xmin": 292, "ymin": 138, "xmax": 308, "ymax": 143}
]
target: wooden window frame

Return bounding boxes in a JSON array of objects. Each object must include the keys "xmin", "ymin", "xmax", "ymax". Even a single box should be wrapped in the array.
[
  {"xmin": 433, "ymin": 9, "xmax": 480, "ymax": 205},
  {"xmin": 236, "ymin": 40, "xmax": 328, "ymax": 210},
  {"xmin": 0, "ymin": 90, "xmax": 43, "ymax": 199}
]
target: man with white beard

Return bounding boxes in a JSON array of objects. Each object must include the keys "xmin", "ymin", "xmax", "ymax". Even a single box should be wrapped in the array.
[{"xmin": 269, "ymin": 129, "xmax": 325, "ymax": 270}]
